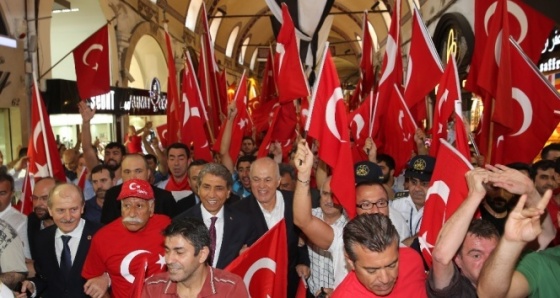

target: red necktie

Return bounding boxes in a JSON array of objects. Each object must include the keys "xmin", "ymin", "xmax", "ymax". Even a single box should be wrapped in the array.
[{"xmin": 209, "ymin": 216, "xmax": 217, "ymax": 264}]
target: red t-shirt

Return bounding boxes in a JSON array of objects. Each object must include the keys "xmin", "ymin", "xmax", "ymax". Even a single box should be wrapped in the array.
[
  {"xmin": 82, "ymin": 214, "xmax": 171, "ymax": 298},
  {"xmin": 126, "ymin": 134, "xmax": 142, "ymax": 153},
  {"xmin": 331, "ymin": 247, "xmax": 427, "ymax": 297}
]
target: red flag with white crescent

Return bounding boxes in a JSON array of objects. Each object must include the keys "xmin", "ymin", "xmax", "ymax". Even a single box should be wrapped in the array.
[
  {"xmin": 27, "ymin": 82, "xmax": 66, "ymax": 182},
  {"xmin": 77, "ymin": 167, "xmax": 88, "ymax": 191},
  {"xmin": 419, "ymin": 139, "xmax": 473, "ymax": 267},
  {"xmin": 306, "ymin": 48, "xmax": 356, "ymax": 218},
  {"xmin": 155, "ymin": 124, "xmax": 169, "ymax": 148},
  {"xmin": 13, "ymin": 170, "xmax": 33, "ymax": 215},
  {"xmin": 73, "ymin": 26, "xmax": 110, "ymax": 100},
  {"xmin": 225, "ymin": 219, "xmax": 287, "ymax": 298},
  {"xmin": 165, "ymin": 29, "xmax": 180, "ymax": 145},
  {"xmin": 275, "ymin": 3, "xmax": 310, "ymax": 103}
]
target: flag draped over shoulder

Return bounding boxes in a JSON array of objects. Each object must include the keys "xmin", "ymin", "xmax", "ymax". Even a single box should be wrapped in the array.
[
  {"xmin": 418, "ymin": 139, "xmax": 473, "ymax": 267},
  {"xmin": 306, "ymin": 48, "xmax": 356, "ymax": 218},
  {"xmin": 73, "ymin": 25, "xmax": 110, "ymax": 100},
  {"xmin": 225, "ymin": 219, "xmax": 288, "ymax": 298}
]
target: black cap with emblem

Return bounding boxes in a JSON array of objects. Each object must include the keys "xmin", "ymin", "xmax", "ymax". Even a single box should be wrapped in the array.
[
  {"xmin": 405, "ymin": 155, "xmax": 435, "ymax": 181},
  {"xmin": 354, "ymin": 161, "xmax": 385, "ymax": 185}
]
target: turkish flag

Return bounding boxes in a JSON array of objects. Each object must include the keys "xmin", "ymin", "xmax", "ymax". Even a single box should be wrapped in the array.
[
  {"xmin": 73, "ymin": 26, "xmax": 109, "ymax": 100},
  {"xmin": 275, "ymin": 3, "xmax": 310, "ymax": 103},
  {"xmin": 225, "ymin": 219, "xmax": 288, "ymax": 298},
  {"xmin": 198, "ymin": 2, "xmax": 224, "ymax": 137},
  {"xmin": 430, "ymin": 56, "xmax": 460, "ymax": 157},
  {"xmin": 348, "ymin": 91, "xmax": 374, "ymax": 162},
  {"xmin": 13, "ymin": 170, "xmax": 33, "ymax": 215},
  {"xmin": 466, "ymin": 0, "xmax": 554, "ymax": 95},
  {"xmin": 404, "ymin": 6, "xmax": 443, "ymax": 121},
  {"xmin": 253, "ymin": 99, "xmax": 278, "ymax": 133},
  {"xmin": 375, "ymin": 0, "xmax": 403, "ymax": 120},
  {"xmin": 27, "ymin": 82, "xmax": 66, "ymax": 182},
  {"xmin": 492, "ymin": 38, "xmax": 560, "ymax": 164},
  {"xmin": 454, "ymin": 101, "xmax": 472, "ymax": 160},
  {"xmin": 359, "ymin": 12, "xmax": 375, "ymax": 97},
  {"xmin": 260, "ymin": 47, "xmax": 278, "ymax": 104},
  {"xmin": 383, "ymin": 84, "xmax": 417, "ymax": 176},
  {"xmin": 181, "ymin": 52, "xmax": 213, "ymax": 162},
  {"xmin": 257, "ymin": 102, "xmax": 297, "ymax": 158},
  {"xmin": 155, "ymin": 123, "xmax": 169, "ymax": 148},
  {"xmin": 418, "ymin": 139, "xmax": 473, "ymax": 267},
  {"xmin": 77, "ymin": 167, "xmax": 88, "ymax": 191},
  {"xmin": 306, "ymin": 49, "xmax": 356, "ymax": 218},
  {"xmin": 212, "ymin": 72, "xmax": 251, "ymax": 163},
  {"xmin": 165, "ymin": 30, "xmax": 180, "ymax": 145}
]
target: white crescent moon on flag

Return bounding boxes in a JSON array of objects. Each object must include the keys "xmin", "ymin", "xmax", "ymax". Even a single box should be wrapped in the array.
[
  {"xmin": 378, "ymin": 36, "xmax": 397, "ymax": 85},
  {"xmin": 326, "ymin": 88, "xmax": 343, "ymax": 141},
  {"xmin": 438, "ymin": 89, "xmax": 449, "ymax": 114},
  {"xmin": 484, "ymin": 1, "xmax": 528, "ymax": 43},
  {"xmin": 129, "ymin": 182, "xmax": 138, "ymax": 190},
  {"xmin": 182, "ymin": 94, "xmax": 191, "ymax": 126},
  {"xmin": 120, "ymin": 250, "xmax": 150, "ymax": 283},
  {"xmin": 82, "ymin": 43, "xmax": 103, "ymax": 71},
  {"xmin": 426, "ymin": 180, "xmax": 450, "ymax": 204},
  {"xmin": 352, "ymin": 114, "xmax": 365, "ymax": 139},
  {"xmin": 405, "ymin": 58, "xmax": 413, "ymax": 87},
  {"xmin": 33, "ymin": 123, "xmax": 42, "ymax": 148},
  {"xmin": 510, "ymin": 87, "xmax": 532, "ymax": 136},
  {"xmin": 201, "ymin": 141, "xmax": 209, "ymax": 148},
  {"xmin": 243, "ymin": 257, "xmax": 276, "ymax": 298}
]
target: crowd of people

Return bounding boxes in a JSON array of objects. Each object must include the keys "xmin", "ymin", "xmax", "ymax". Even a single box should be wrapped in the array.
[{"xmin": 0, "ymin": 100, "xmax": 558, "ymax": 298}]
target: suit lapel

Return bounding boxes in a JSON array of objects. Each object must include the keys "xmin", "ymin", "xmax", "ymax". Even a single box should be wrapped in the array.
[{"xmin": 71, "ymin": 222, "xmax": 94, "ymax": 275}]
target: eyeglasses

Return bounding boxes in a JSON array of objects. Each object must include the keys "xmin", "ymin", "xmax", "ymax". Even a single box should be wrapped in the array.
[{"xmin": 356, "ymin": 200, "xmax": 388, "ymax": 210}]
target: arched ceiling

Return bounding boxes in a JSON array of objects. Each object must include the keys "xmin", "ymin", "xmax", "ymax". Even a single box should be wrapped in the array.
[{"xmin": 160, "ymin": 0, "xmax": 419, "ymax": 84}]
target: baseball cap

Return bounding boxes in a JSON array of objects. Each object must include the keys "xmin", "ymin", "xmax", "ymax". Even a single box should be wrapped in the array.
[
  {"xmin": 117, "ymin": 179, "xmax": 154, "ymax": 200},
  {"xmin": 405, "ymin": 155, "xmax": 435, "ymax": 181},
  {"xmin": 354, "ymin": 161, "xmax": 384, "ymax": 185}
]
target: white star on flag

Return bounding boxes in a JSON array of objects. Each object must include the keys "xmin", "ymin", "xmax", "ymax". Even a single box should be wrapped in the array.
[
  {"xmin": 418, "ymin": 231, "xmax": 434, "ymax": 255},
  {"xmin": 156, "ymin": 254, "xmax": 166, "ymax": 269}
]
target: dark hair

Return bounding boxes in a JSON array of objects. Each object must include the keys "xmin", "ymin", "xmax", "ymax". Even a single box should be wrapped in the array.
[
  {"xmin": 167, "ymin": 143, "xmax": 191, "ymax": 159},
  {"xmin": 188, "ymin": 159, "xmax": 209, "ymax": 172},
  {"xmin": 279, "ymin": 163, "xmax": 296, "ymax": 180},
  {"xmin": 236, "ymin": 155, "xmax": 256, "ymax": 169},
  {"xmin": 531, "ymin": 160, "xmax": 556, "ymax": 180},
  {"xmin": 541, "ymin": 143, "xmax": 560, "ymax": 160},
  {"xmin": 198, "ymin": 163, "xmax": 233, "ymax": 189},
  {"xmin": 377, "ymin": 154, "xmax": 396, "ymax": 171},
  {"xmin": 144, "ymin": 154, "xmax": 157, "ymax": 164},
  {"xmin": 18, "ymin": 147, "xmax": 28, "ymax": 159},
  {"xmin": 91, "ymin": 164, "xmax": 115, "ymax": 180},
  {"xmin": 105, "ymin": 142, "xmax": 126, "ymax": 156},
  {"xmin": 164, "ymin": 218, "xmax": 210, "ymax": 258},
  {"xmin": 0, "ymin": 173, "xmax": 14, "ymax": 191},
  {"xmin": 458, "ymin": 219, "xmax": 499, "ymax": 253},
  {"xmin": 355, "ymin": 181, "xmax": 389, "ymax": 198},
  {"xmin": 242, "ymin": 136, "xmax": 255, "ymax": 145},
  {"xmin": 343, "ymin": 214, "xmax": 398, "ymax": 262}
]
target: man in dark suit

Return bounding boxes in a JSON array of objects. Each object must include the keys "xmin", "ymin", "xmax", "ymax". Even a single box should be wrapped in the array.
[
  {"xmin": 18, "ymin": 183, "xmax": 100, "ymax": 297},
  {"xmin": 101, "ymin": 154, "xmax": 177, "ymax": 224},
  {"xmin": 175, "ymin": 163, "xmax": 258, "ymax": 269},
  {"xmin": 233, "ymin": 157, "xmax": 310, "ymax": 298},
  {"xmin": 28, "ymin": 177, "xmax": 57, "ymax": 259}
]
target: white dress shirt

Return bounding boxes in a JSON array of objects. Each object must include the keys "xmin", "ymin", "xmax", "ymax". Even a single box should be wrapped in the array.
[
  {"xmin": 257, "ymin": 190, "xmax": 285, "ymax": 229},
  {"xmin": 54, "ymin": 218, "xmax": 86, "ymax": 265},
  {"xmin": 201, "ymin": 206, "xmax": 225, "ymax": 268}
]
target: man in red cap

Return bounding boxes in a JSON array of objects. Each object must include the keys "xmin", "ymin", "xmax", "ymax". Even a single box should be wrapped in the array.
[{"xmin": 82, "ymin": 179, "xmax": 171, "ymax": 298}]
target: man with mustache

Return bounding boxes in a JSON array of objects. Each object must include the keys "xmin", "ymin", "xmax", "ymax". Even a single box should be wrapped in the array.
[
  {"xmin": 84, "ymin": 165, "xmax": 115, "ymax": 224},
  {"xmin": 142, "ymin": 218, "xmax": 248, "ymax": 297},
  {"xmin": 17, "ymin": 183, "xmax": 100, "ymax": 297},
  {"xmin": 28, "ymin": 177, "xmax": 56, "ymax": 259},
  {"xmin": 82, "ymin": 179, "xmax": 170, "ymax": 298}
]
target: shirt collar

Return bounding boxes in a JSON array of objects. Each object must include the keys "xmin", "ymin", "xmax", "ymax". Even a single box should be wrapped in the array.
[
  {"xmin": 55, "ymin": 218, "xmax": 86, "ymax": 239},
  {"xmin": 200, "ymin": 204, "xmax": 225, "ymax": 222}
]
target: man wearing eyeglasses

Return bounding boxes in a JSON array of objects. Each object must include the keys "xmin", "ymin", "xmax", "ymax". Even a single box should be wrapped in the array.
[
  {"xmin": 292, "ymin": 141, "xmax": 412, "ymax": 292},
  {"xmin": 390, "ymin": 155, "xmax": 435, "ymax": 241}
]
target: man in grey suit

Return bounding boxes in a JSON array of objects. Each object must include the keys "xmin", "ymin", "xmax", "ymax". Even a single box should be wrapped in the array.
[
  {"xmin": 17, "ymin": 183, "xmax": 100, "ymax": 298},
  {"xmin": 174, "ymin": 163, "xmax": 258, "ymax": 269}
]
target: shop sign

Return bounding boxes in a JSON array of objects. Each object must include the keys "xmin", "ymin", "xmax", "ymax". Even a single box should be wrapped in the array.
[
  {"xmin": 121, "ymin": 78, "xmax": 167, "ymax": 114},
  {"xmin": 539, "ymin": 28, "xmax": 560, "ymax": 73},
  {"xmin": 89, "ymin": 90, "xmax": 116, "ymax": 111}
]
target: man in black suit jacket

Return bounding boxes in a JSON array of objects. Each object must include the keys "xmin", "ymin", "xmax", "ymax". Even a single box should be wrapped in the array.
[
  {"xmin": 100, "ymin": 154, "xmax": 177, "ymax": 224},
  {"xmin": 27, "ymin": 177, "xmax": 57, "ymax": 259},
  {"xmin": 174, "ymin": 163, "xmax": 258, "ymax": 269},
  {"xmin": 19, "ymin": 183, "xmax": 101, "ymax": 298},
  {"xmin": 233, "ymin": 157, "xmax": 310, "ymax": 298}
]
